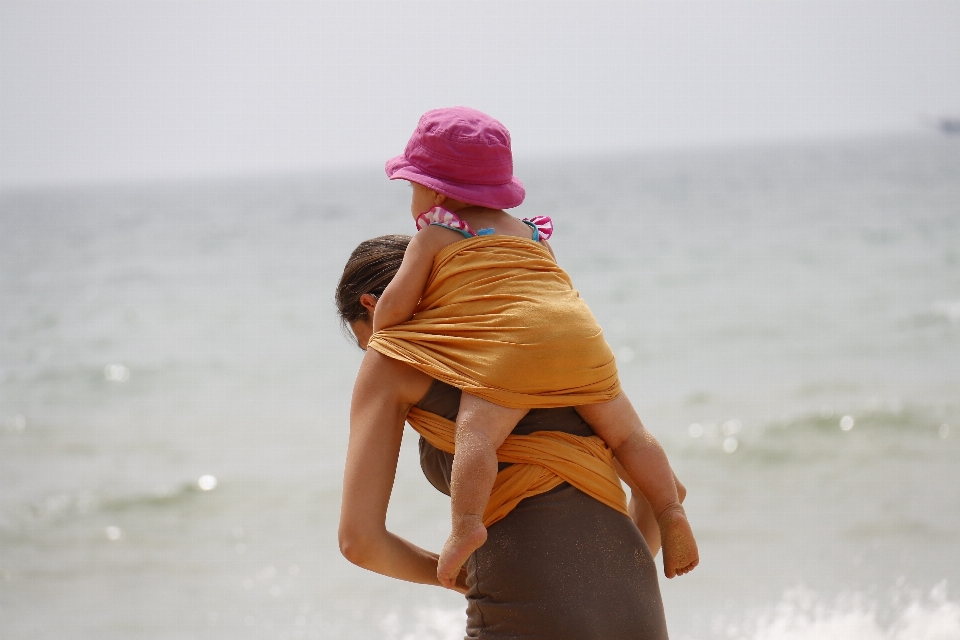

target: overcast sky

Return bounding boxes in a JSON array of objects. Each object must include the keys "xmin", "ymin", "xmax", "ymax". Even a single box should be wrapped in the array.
[{"xmin": 2, "ymin": 0, "xmax": 959, "ymax": 188}]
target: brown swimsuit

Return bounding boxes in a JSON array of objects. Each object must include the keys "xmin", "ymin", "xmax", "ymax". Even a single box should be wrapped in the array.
[{"xmin": 417, "ymin": 380, "xmax": 670, "ymax": 640}]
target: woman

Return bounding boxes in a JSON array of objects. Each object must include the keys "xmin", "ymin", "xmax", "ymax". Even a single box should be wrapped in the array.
[{"xmin": 336, "ymin": 235, "xmax": 678, "ymax": 639}]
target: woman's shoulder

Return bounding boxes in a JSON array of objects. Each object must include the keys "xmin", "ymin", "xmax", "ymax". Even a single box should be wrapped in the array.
[{"xmin": 361, "ymin": 349, "xmax": 434, "ymax": 405}]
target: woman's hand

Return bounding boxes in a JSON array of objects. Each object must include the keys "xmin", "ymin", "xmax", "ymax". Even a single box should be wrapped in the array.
[{"xmin": 451, "ymin": 566, "xmax": 470, "ymax": 594}]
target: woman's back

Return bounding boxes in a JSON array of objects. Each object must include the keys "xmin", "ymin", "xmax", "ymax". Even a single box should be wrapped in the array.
[{"xmin": 416, "ymin": 381, "xmax": 669, "ymax": 640}]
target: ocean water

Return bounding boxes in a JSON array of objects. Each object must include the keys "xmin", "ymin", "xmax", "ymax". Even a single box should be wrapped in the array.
[{"xmin": 1, "ymin": 135, "xmax": 959, "ymax": 640}]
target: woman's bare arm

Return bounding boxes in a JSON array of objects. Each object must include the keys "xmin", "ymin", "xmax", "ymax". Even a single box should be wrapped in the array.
[{"xmin": 338, "ymin": 350, "xmax": 469, "ymax": 591}]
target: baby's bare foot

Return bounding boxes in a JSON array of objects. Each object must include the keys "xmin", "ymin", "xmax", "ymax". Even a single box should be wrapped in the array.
[
  {"xmin": 658, "ymin": 503, "xmax": 699, "ymax": 579},
  {"xmin": 437, "ymin": 515, "xmax": 487, "ymax": 588}
]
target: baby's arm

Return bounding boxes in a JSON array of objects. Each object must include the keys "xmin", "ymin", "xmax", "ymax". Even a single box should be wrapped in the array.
[{"xmin": 373, "ymin": 227, "xmax": 450, "ymax": 332}]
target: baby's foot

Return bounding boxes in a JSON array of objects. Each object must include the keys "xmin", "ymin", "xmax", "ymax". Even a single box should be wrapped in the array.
[
  {"xmin": 658, "ymin": 503, "xmax": 699, "ymax": 579},
  {"xmin": 437, "ymin": 515, "xmax": 487, "ymax": 588}
]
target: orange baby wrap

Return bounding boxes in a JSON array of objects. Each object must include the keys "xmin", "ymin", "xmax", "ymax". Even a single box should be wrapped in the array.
[
  {"xmin": 367, "ymin": 235, "xmax": 628, "ymax": 526},
  {"xmin": 406, "ymin": 406, "xmax": 628, "ymax": 527},
  {"xmin": 367, "ymin": 236, "xmax": 621, "ymax": 408}
]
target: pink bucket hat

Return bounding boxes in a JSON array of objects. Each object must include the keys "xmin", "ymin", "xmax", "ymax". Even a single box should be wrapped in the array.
[{"xmin": 386, "ymin": 106, "xmax": 525, "ymax": 209}]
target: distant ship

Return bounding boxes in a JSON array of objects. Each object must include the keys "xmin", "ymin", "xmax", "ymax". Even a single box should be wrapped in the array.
[{"xmin": 938, "ymin": 118, "xmax": 960, "ymax": 135}]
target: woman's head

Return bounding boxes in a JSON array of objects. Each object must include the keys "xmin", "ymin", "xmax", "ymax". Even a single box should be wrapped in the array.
[
  {"xmin": 335, "ymin": 234, "xmax": 410, "ymax": 348},
  {"xmin": 386, "ymin": 106, "xmax": 525, "ymax": 212}
]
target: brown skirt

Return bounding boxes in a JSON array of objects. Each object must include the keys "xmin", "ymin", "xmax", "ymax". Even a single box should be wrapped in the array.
[{"xmin": 417, "ymin": 381, "xmax": 669, "ymax": 640}]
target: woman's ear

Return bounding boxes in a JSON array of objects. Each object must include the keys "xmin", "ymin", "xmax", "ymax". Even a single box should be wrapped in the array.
[{"xmin": 359, "ymin": 293, "xmax": 378, "ymax": 315}]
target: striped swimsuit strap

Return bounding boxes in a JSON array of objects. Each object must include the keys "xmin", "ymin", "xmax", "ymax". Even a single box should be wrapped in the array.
[{"xmin": 415, "ymin": 207, "xmax": 554, "ymax": 242}]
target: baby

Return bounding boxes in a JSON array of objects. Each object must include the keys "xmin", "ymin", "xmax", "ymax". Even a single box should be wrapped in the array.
[{"xmin": 373, "ymin": 107, "xmax": 698, "ymax": 587}]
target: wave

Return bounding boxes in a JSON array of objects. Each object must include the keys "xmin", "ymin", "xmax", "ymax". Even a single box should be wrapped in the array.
[
  {"xmin": 676, "ymin": 401, "xmax": 954, "ymax": 465},
  {"xmin": 910, "ymin": 301, "xmax": 960, "ymax": 327},
  {"xmin": 376, "ymin": 584, "xmax": 960, "ymax": 640},
  {"xmin": 719, "ymin": 583, "xmax": 960, "ymax": 640},
  {"xmin": 0, "ymin": 480, "xmax": 206, "ymax": 535},
  {"xmin": 379, "ymin": 606, "xmax": 464, "ymax": 640}
]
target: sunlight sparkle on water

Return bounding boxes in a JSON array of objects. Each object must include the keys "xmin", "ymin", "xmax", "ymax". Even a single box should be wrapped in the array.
[
  {"xmin": 104, "ymin": 364, "xmax": 130, "ymax": 382},
  {"xmin": 722, "ymin": 437, "xmax": 739, "ymax": 453},
  {"xmin": 105, "ymin": 526, "xmax": 123, "ymax": 541},
  {"xmin": 722, "ymin": 419, "xmax": 742, "ymax": 436},
  {"xmin": 941, "ymin": 424, "xmax": 951, "ymax": 439},
  {"xmin": 197, "ymin": 475, "xmax": 218, "ymax": 491},
  {"xmin": 8, "ymin": 414, "xmax": 27, "ymax": 432},
  {"xmin": 688, "ymin": 423, "xmax": 704, "ymax": 438},
  {"xmin": 840, "ymin": 415, "xmax": 855, "ymax": 431}
]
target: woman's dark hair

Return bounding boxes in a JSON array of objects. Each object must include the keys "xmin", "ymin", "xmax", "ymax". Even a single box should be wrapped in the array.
[{"xmin": 335, "ymin": 234, "xmax": 411, "ymax": 329}]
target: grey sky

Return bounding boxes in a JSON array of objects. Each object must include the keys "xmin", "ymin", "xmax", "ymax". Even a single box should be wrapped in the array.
[{"xmin": 2, "ymin": 0, "xmax": 959, "ymax": 188}]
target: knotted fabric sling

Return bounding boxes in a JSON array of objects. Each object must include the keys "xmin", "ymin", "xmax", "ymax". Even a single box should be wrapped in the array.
[
  {"xmin": 367, "ymin": 236, "xmax": 621, "ymax": 409},
  {"xmin": 367, "ymin": 235, "xmax": 628, "ymax": 526},
  {"xmin": 406, "ymin": 406, "xmax": 628, "ymax": 528}
]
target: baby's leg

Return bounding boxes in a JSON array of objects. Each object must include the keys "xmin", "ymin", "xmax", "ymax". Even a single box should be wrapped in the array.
[
  {"xmin": 577, "ymin": 394, "xmax": 699, "ymax": 578},
  {"xmin": 437, "ymin": 393, "xmax": 527, "ymax": 588}
]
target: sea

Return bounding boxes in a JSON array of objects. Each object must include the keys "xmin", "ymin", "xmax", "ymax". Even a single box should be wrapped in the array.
[{"xmin": 2, "ymin": 134, "xmax": 959, "ymax": 640}]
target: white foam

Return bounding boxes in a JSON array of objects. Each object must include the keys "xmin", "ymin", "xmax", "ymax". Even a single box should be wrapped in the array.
[
  {"xmin": 380, "ymin": 607, "xmax": 464, "ymax": 640},
  {"xmin": 725, "ymin": 583, "xmax": 960, "ymax": 640},
  {"xmin": 378, "ymin": 588, "xmax": 960, "ymax": 640}
]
